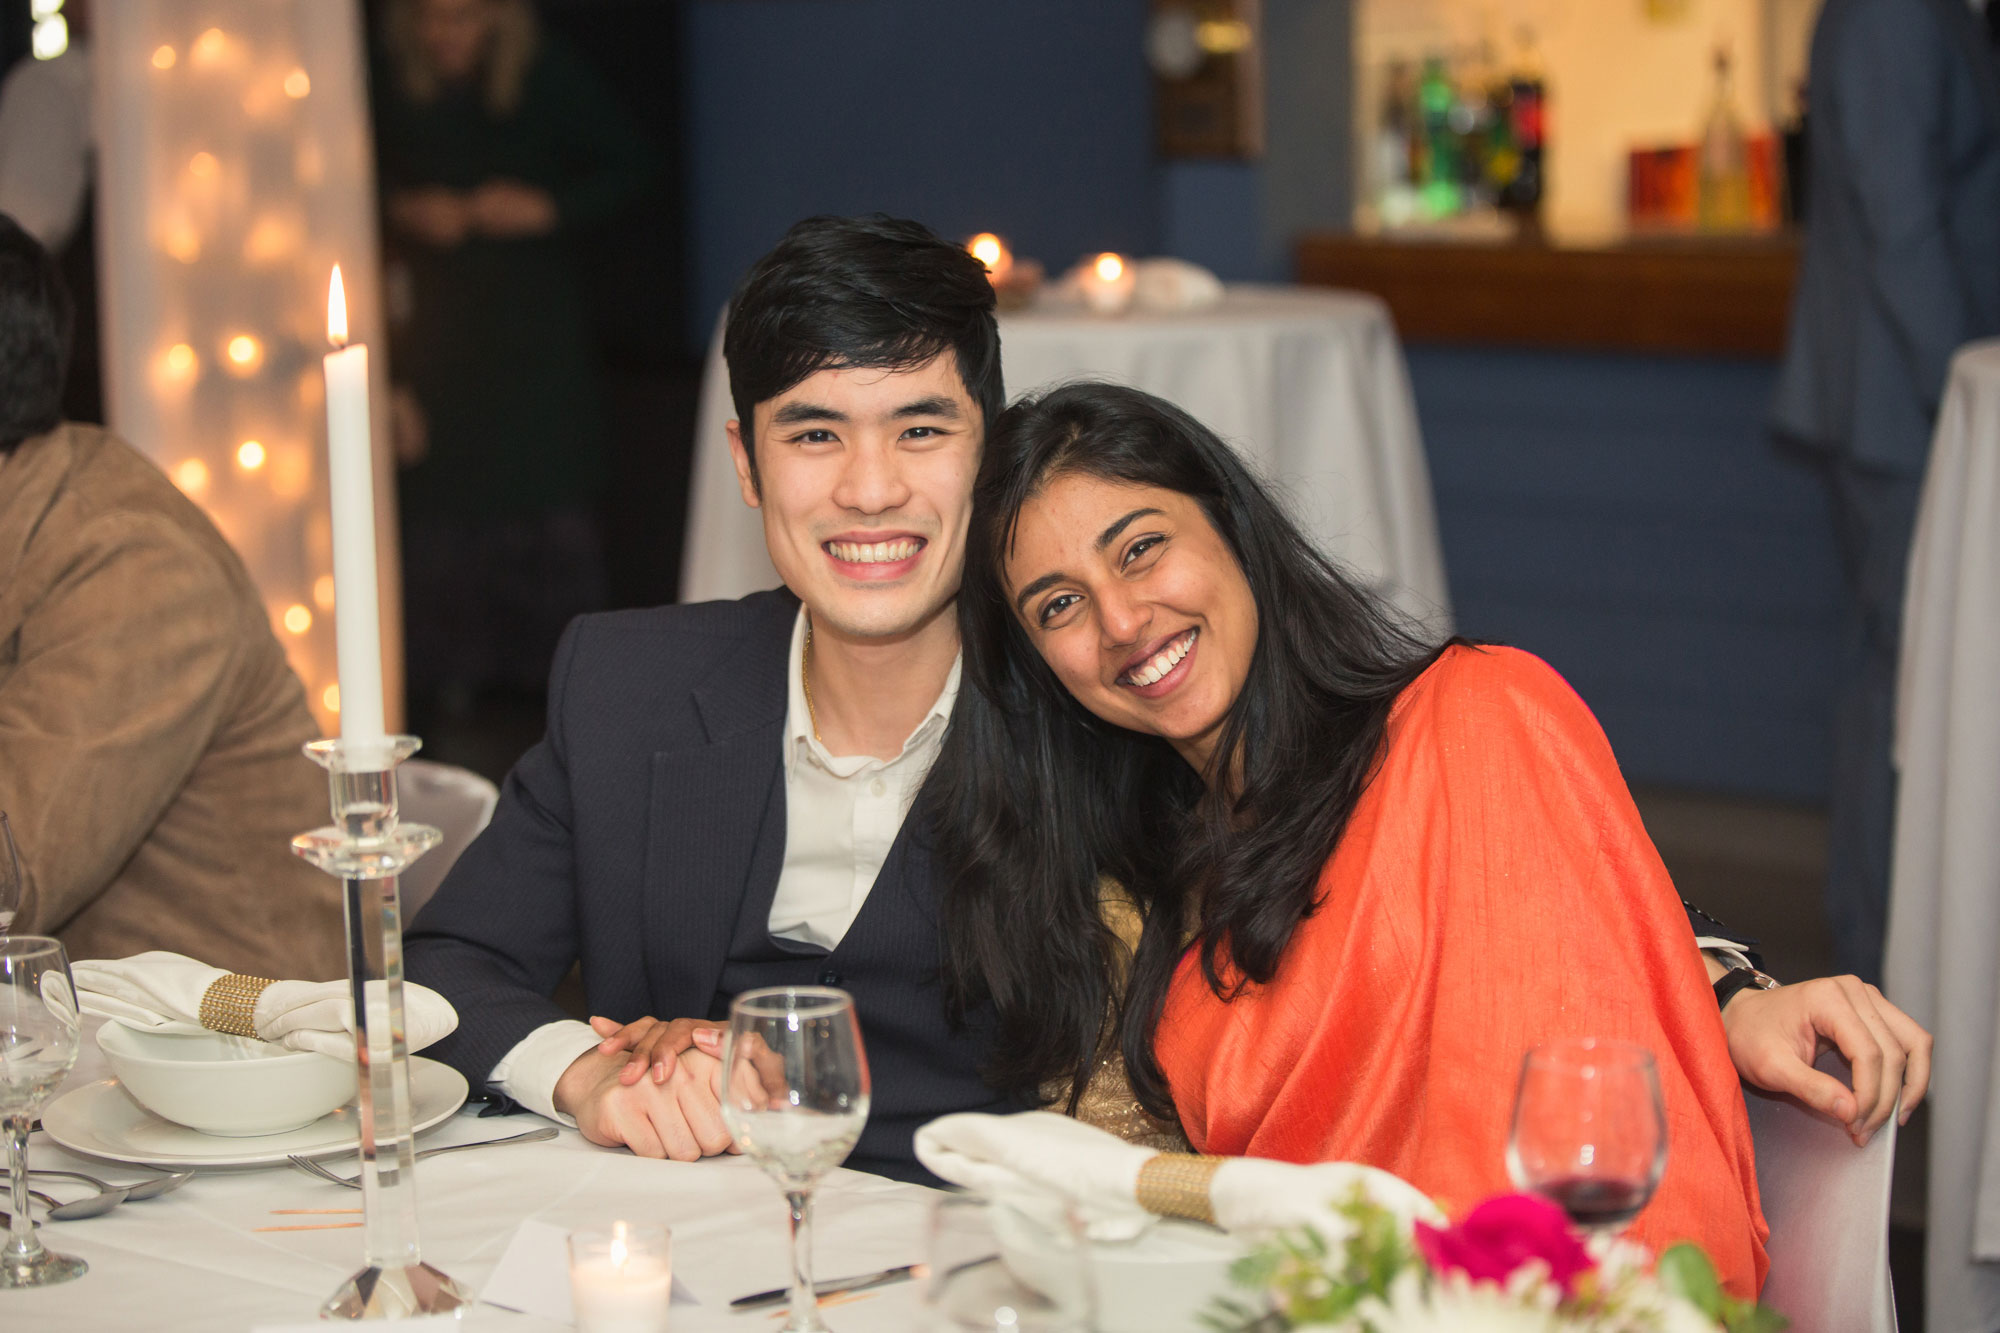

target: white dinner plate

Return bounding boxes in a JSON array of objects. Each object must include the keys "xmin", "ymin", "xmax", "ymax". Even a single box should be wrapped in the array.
[{"xmin": 41, "ymin": 1056, "xmax": 470, "ymax": 1168}]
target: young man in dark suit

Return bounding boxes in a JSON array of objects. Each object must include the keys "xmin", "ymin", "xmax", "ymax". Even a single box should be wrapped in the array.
[{"xmin": 410, "ymin": 215, "xmax": 1930, "ymax": 1182}]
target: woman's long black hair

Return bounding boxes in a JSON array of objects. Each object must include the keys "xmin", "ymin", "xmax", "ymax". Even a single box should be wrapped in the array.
[{"xmin": 929, "ymin": 382, "xmax": 1456, "ymax": 1119}]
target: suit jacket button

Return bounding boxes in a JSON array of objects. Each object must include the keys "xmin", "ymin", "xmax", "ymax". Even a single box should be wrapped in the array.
[{"xmin": 819, "ymin": 970, "xmax": 841, "ymax": 987}]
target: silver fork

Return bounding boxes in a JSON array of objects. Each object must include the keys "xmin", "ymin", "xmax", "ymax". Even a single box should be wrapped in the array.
[
  {"xmin": 287, "ymin": 1125, "xmax": 558, "ymax": 1188},
  {"xmin": 28, "ymin": 1167, "xmax": 195, "ymax": 1220}
]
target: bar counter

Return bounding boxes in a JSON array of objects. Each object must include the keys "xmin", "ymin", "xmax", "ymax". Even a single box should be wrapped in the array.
[{"xmin": 1296, "ymin": 230, "xmax": 1800, "ymax": 358}]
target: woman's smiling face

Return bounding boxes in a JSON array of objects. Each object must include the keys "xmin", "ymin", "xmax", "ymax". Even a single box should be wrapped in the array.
[{"xmin": 1004, "ymin": 472, "xmax": 1259, "ymax": 775}]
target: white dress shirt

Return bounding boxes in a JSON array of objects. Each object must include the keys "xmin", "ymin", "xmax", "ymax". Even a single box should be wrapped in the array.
[{"xmin": 489, "ymin": 607, "xmax": 960, "ymax": 1121}]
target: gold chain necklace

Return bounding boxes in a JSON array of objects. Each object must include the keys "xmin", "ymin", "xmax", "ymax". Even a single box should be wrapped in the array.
[{"xmin": 802, "ymin": 618, "xmax": 822, "ymax": 743}]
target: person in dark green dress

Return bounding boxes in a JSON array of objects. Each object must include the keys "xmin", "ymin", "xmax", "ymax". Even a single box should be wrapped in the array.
[{"xmin": 374, "ymin": 0, "xmax": 651, "ymax": 717}]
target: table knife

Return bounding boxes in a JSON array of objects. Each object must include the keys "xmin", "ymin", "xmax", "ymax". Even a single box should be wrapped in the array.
[{"xmin": 729, "ymin": 1262, "xmax": 924, "ymax": 1310}]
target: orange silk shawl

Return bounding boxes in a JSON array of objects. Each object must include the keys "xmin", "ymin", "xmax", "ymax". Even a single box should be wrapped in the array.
[{"xmin": 1154, "ymin": 646, "xmax": 1769, "ymax": 1295}]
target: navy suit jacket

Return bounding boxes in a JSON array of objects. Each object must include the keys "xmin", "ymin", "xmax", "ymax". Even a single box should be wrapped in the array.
[
  {"xmin": 1772, "ymin": 0, "xmax": 2000, "ymax": 474},
  {"xmin": 405, "ymin": 589, "xmax": 1016, "ymax": 1181}
]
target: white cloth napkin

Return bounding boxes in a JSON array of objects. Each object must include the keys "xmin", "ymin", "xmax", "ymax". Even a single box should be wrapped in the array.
[
  {"xmin": 72, "ymin": 951, "xmax": 458, "ymax": 1060},
  {"xmin": 915, "ymin": 1111, "xmax": 1444, "ymax": 1242},
  {"xmin": 1132, "ymin": 257, "xmax": 1224, "ymax": 312}
]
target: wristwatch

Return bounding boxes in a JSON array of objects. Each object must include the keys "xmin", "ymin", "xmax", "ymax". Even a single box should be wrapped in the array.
[{"xmin": 1713, "ymin": 965, "xmax": 1779, "ymax": 1010}]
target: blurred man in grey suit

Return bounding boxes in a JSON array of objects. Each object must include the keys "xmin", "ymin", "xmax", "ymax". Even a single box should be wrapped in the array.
[{"xmin": 1770, "ymin": 0, "xmax": 2000, "ymax": 983}]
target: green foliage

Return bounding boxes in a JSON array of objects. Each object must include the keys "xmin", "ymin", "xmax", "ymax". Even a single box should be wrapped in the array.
[
  {"xmin": 1203, "ymin": 1187, "xmax": 1414, "ymax": 1332},
  {"xmin": 1643, "ymin": 1243, "xmax": 1789, "ymax": 1333}
]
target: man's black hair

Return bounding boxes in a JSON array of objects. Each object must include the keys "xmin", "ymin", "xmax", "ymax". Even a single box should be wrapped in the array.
[
  {"xmin": 0, "ymin": 213, "xmax": 73, "ymax": 455},
  {"xmin": 722, "ymin": 214, "xmax": 1002, "ymax": 488}
]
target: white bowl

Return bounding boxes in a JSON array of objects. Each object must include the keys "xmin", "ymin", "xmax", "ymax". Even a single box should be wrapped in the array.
[
  {"xmin": 996, "ymin": 1205, "xmax": 1250, "ymax": 1333},
  {"xmin": 96, "ymin": 1024, "xmax": 357, "ymax": 1137}
]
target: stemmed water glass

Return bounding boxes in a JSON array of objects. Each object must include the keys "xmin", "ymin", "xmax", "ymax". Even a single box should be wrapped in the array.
[
  {"xmin": 720, "ymin": 986, "xmax": 870, "ymax": 1333},
  {"xmin": 0, "ymin": 935, "xmax": 85, "ymax": 1288},
  {"xmin": 1507, "ymin": 1037, "xmax": 1668, "ymax": 1237},
  {"xmin": 0, "ymin": 812, "xmax": 22, "ymax": 934}
]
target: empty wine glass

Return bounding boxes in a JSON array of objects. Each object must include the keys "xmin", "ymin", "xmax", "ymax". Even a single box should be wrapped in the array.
[
  {"xmin": 1507, "ymin": 1037, "xmax": 1667, "ymax": 1236},
  {"xmin": 720, "ymin": 986, "xmax": 870, "ymax": 1333},
  {"xmin": 0, "ymin": 813, "xmax": 22, "ymax": 935},
  {"xmin": 1, "ymin": 935, "xmax": 85, "ymax": 1288}
]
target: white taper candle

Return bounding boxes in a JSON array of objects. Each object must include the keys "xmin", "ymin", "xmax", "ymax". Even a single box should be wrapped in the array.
[{"xmin": 323, "ymin": 265, "xmax": 388, "ymax": 752}]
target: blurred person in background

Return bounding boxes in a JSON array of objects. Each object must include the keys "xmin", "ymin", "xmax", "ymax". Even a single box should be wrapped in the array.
[
  {"xmin": 0, "ymin": 215, "xmax": 342, "ymax": 977},
  {"xmin": 1770, "ymin": 0, "xmax": 2000, "ymax": 982},
  {"xmin": 0, "ymin": 0, "xmax": 101, "ymax": 424},
  {"xmin": 374, "ymin": 0, "xmax": 651, "ymax": 727}
]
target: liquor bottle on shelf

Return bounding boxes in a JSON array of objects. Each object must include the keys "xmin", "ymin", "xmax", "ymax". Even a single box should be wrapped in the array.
[
  {"xmin": 1374, "ymin": 58, "xmax": 1419, "ymax": 227},
  {"xmin": 1697, "ymin": 45, "xmax": 1753, "ymax": 231},
  {"xmin": 1416, "ymin": 56, "xmax": 1464, "ymax": 218},
  {"xmin": 1498, "ymin": 26, "xmax": 1544, "ymax": 220}
]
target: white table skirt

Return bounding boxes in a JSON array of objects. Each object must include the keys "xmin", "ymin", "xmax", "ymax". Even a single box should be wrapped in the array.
[
  {"xmin": 679, "ymin": 286, "xmax": 1453, "ymax": 634},
  {"xmin": 15, "ymin": 1021, "xmax": 940, "ymax": 1332},
  {"xmin": 1885, "ymin": 339, "xmax": 2000, "ymax": 1333}
]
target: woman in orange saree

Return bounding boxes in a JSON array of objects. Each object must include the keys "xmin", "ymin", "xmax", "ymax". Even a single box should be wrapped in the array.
[{"xmin": 932, "ymin": 381, "xmax": 1768, "ymax": 1296}]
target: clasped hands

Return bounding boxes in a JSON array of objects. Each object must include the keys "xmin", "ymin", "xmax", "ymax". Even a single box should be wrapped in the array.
[
  {"xmin": 553, "ymin": 1016, "xmax": 790, "ymax": 1161},
  {"xmin": 387, "ymin": 178, "xmax": 557, "ymax": 248}
]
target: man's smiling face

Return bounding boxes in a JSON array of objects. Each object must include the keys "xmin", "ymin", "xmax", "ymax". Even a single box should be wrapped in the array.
[{"xmin": 727, "ymin": 352, "xmax": 983, "ymax": 645}]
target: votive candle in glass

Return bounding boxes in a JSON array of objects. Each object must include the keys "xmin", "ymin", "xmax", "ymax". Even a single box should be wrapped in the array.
[
  {"xmin": 1079, "ymin": 252, "xmax": 1137, "ymax": 314},
  {"xmin": 569, "ymin": 1222, "xmax": 672, "ymax": 1333}
]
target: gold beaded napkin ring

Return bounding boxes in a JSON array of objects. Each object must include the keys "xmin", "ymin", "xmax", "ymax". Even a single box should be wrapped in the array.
[
  {"xmin": 1135, "ymin": 1153, "xmax": 1229, "ymax": 1224},
  {"xmin": 198, "ymin": 973, "xmax": 278, "ymax": 1038}
]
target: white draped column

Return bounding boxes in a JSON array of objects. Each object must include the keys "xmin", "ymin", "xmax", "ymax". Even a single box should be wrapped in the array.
[{"xmin": 92, "ymin": 0, "xmax": 401, "ymax": 736}]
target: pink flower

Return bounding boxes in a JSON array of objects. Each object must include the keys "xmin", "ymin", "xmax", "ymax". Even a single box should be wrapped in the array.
[{"xmin": 1413, "ymin": 1193, "xmax": 1596, "ymax": 1296}]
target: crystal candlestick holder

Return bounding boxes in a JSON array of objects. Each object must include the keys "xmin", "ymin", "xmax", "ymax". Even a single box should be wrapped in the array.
[{"xmin": 292, "ymin": 735, "xmax": 468, "ymax": 1320}]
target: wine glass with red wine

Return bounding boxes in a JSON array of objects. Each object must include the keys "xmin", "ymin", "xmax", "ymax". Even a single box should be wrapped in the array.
[{"xmin": 1507, "ymin": 1037, "xmax": 1668, "ymax": 1235}]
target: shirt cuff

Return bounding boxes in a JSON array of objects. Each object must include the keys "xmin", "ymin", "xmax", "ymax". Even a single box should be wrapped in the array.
[{"xmin": 487, "ymin": 1019, "xmax": 603, "ymax": 1126}]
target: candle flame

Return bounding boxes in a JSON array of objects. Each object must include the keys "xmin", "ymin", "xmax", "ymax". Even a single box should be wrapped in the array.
[
  {"xmin": 327, "ymin": 266, "xmax": 348, "ymax": 347},
  {"xmin": 969, "ymin": 234, "xmax": 1004, "ymax": 268},
  {"xmin": 1094, "ymin": 253, "xmax": 1126, "ymax": 282},
  {"xmin": 610, "ymin": 1220, "xmax": 628, "ymax": 1268}
]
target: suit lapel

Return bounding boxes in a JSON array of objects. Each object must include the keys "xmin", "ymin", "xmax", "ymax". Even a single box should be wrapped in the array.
[{"xmin": 638, "ymin": 603, "xmax": 794, "ymax": 1019}]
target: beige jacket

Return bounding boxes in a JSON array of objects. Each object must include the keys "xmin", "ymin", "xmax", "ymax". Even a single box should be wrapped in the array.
[{"xmin": 0, "ymin": 424, "xmax": 344, "ymax": 978}]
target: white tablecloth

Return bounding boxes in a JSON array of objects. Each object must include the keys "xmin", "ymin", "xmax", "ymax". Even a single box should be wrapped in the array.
[
  {"xmin": 1885, "ymin": 339, "xmax": 2000, "ymax": 1333},
  {"xmin": 680, "ymin": 286, "xmax": 1453, "ymax": 632},
  {"xmin": 17, "ymin": 1020, "xmax": 940, "ymax": 1332}
]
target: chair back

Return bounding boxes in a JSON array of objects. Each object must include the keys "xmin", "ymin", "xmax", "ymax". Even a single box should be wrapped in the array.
[
  {"xmin": 395, "ymin": 760, "xmax": 500, "ymax": 921},
  {"xmin": 1744, "ymin": 1048, "xmax": 1899, "ymax": 1332}
]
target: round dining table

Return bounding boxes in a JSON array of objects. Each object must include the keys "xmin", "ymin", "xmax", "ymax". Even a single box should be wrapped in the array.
[
  {"xmin": 679, "ymin": 285, "xmax": 1453, "ymax": 634},
  {"xmin": 1884, "ymin": 338, "xmax": 2000, "ymax": 1333},
  {"xmin": 14, "ymin": 1018, "xmax": 941, "ymax": 1331}
]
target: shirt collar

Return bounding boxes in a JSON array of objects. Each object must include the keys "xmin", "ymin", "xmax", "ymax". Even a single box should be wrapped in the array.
[{"xmin": 783, "ymin": 606, "xmax": 961, "ymax": 779}]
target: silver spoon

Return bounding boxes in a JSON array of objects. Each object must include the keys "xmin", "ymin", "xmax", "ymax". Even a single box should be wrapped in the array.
[{"xmin": 287, "ymin": 1125, "xmax": 558, "ymax": 1188}]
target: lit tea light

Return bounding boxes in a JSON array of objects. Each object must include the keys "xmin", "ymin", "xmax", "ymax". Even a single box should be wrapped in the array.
[
  {"xmin": 237, "ymin": 439, "xmax": 267, "ymax": 470},
  {"xmin": 1079, "ymin": 252, "xmax": 1137, "ymax": 314},
  {"xmin": 968, "ymin": 232, "xmax": 1013, "ymax": 283},
  {"xmin": 284, "ymin": 69, "xmax": 310, "ymax": 99},
  {"xmin": 171, "ymin": 459, "xmax": 211, "ymax": 495},
  {"xmin": 568, "ymin": 1222, "xmax": 672, "ymax": 1333},
  {"xmin": 224, "ymin": 334, "xmax": 263, "ymax": 373},
  {"xmin": 282, "ymin": 604, "xmax": 313, "ymax": 635},
  {"xmin": 151, "ymin": 45, "xmax": 177, "ymax": 70}
]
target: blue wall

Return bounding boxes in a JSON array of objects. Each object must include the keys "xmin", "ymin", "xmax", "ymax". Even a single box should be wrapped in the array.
[
  {"xmin": 1412, "ymin": 347, "xmax": 1842, "ymax": 804},
  {"xmin": 682, "ymin": 0, "xmax": 1158, "ymax": 346}
]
